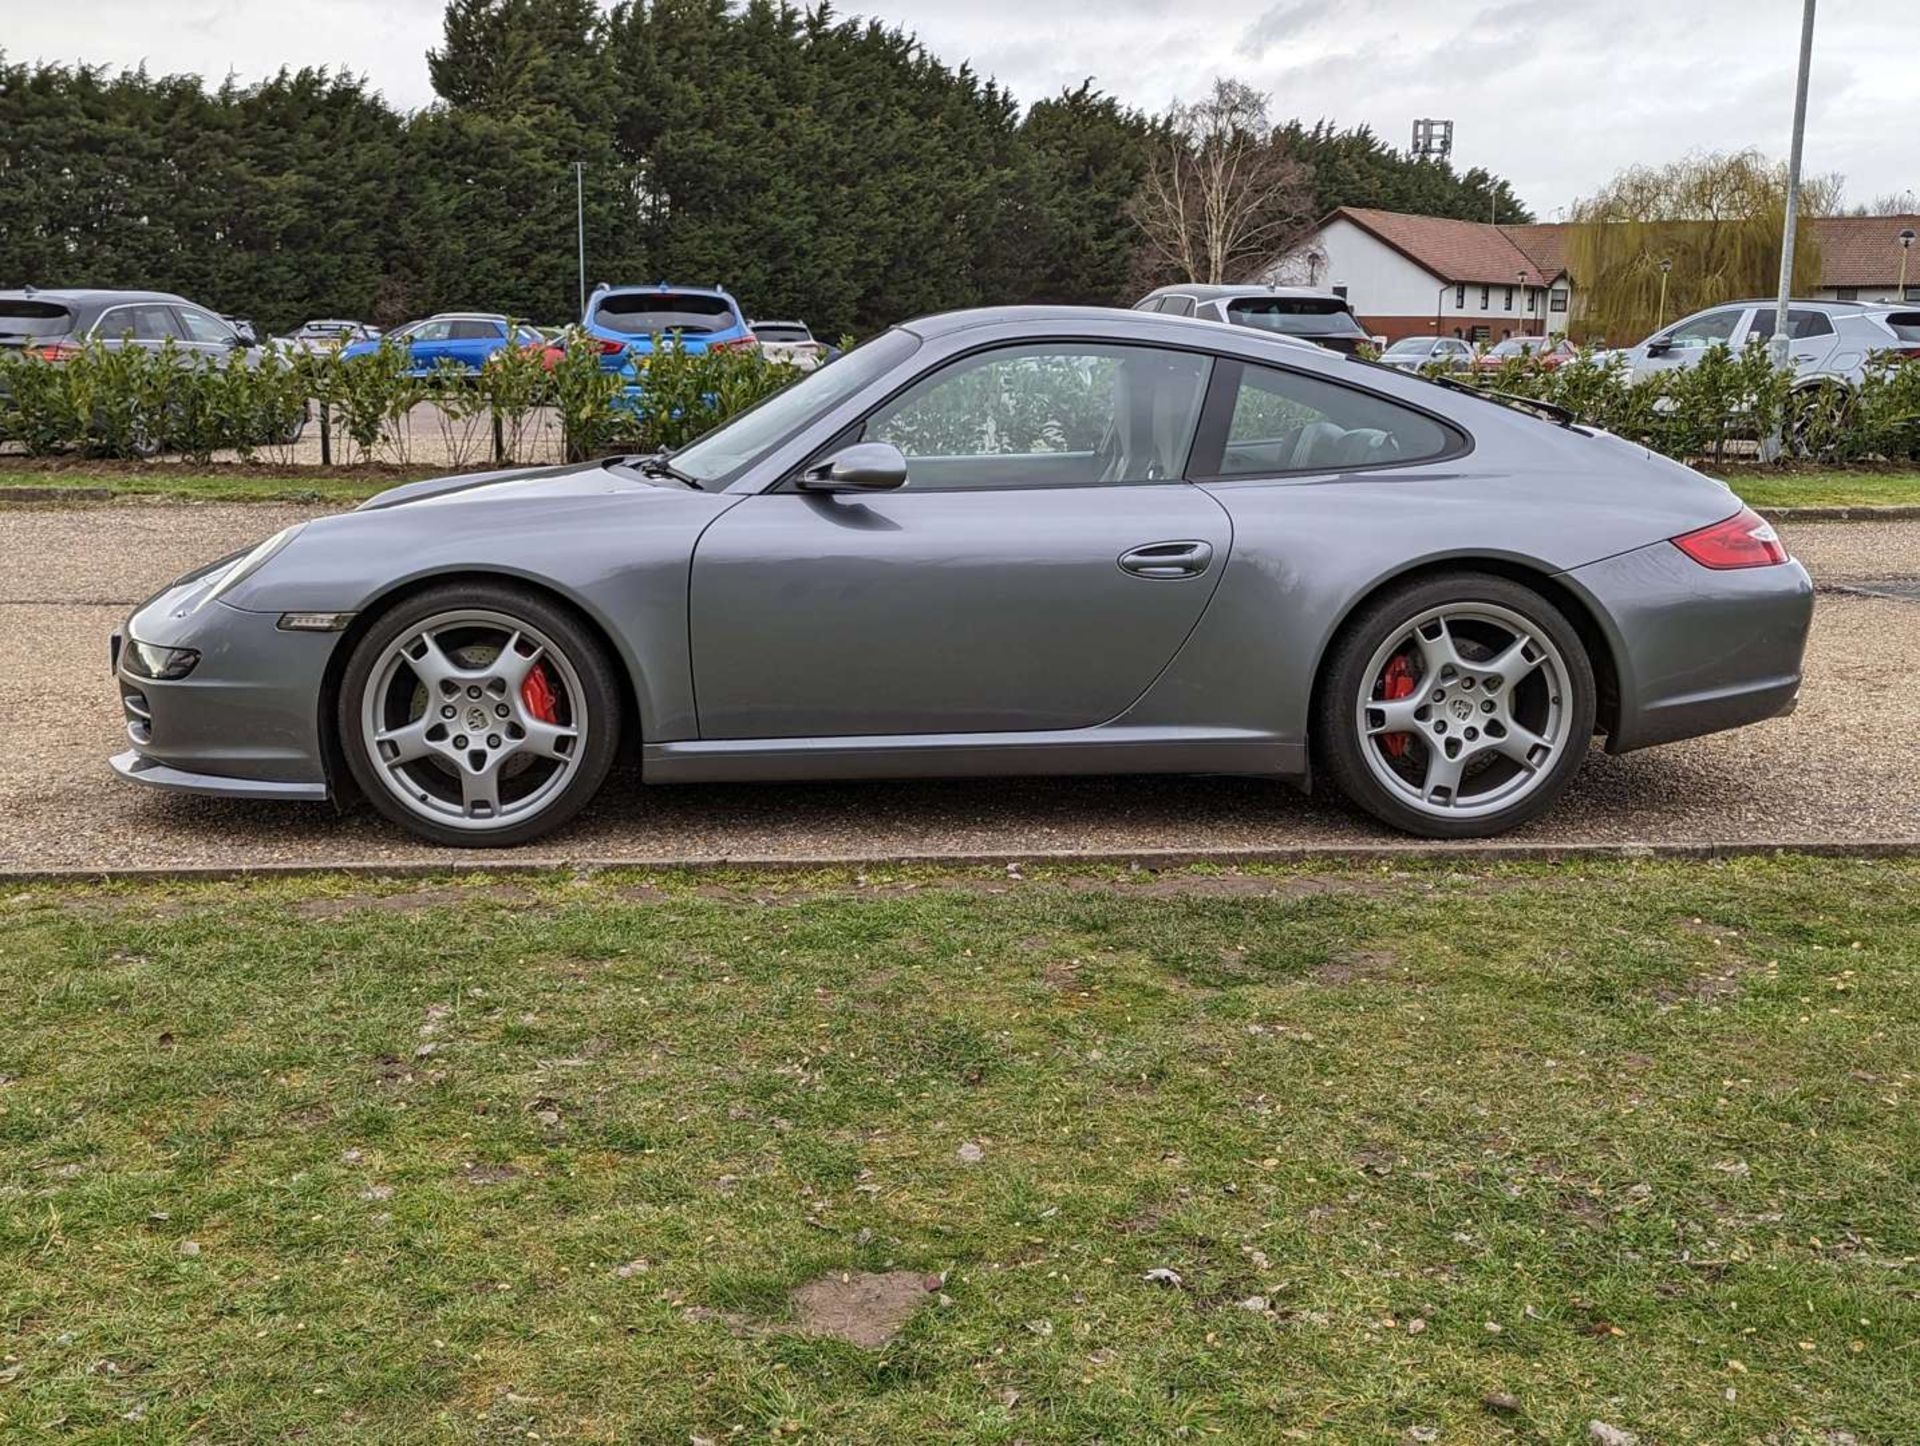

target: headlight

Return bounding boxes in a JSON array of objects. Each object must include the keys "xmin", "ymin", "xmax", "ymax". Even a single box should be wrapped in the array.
[
  {"xmin": 192, "ymin": 524, "xmax": 305, "ymax": 612},
  {"xmin": 123, "ymin": 640, "xmax": 200, "ymax": 680}
]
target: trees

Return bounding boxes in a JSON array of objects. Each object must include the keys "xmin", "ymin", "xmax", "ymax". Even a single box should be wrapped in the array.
[
  {"xmin": 1277, "ymin": 121, "xmax": 1532, "ymax": 225},
  {"xmin": 1129, "ymin": 80, "xmax": 1314, "ymax": 287},
  {"xmin": 1568, "ymin": 150, "xmax": 1839, "ymax": 344}
]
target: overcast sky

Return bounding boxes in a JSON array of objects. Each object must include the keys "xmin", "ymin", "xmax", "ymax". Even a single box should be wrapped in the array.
[{"xmin": 6, "ymin": 0, "xmax": 1916, "ymax": 215}]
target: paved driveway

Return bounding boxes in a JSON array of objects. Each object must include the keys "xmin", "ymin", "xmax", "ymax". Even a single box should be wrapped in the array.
[{"xmin": 2, "ymin": 502, "xmax": 1915, "ymax": 871}]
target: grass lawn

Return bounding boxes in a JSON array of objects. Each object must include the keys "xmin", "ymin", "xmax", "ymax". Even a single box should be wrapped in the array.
[
  {"xmin": 1716, "ymin": 469, "xmax": 1920, "ymax": 510},
  {"xmin": 2, "ymin": 858, "xmax": 1918, "ymax": 1442}
]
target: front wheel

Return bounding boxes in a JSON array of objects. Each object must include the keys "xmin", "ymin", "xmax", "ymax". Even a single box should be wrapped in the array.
[
  {"xmin": 1314, "ymin": 573, "xmax": 1596, "ymax": 838},
  {"xmin": 338, "ymin": 582, "xmax": 621, "ymax": 847}
]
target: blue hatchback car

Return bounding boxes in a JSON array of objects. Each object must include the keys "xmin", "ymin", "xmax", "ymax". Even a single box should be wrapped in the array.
[
  {"xmin": 581, "ymin": 284, "xmax": 756, "ymax": 372},
  {"xmin": 339, "ymin": 313, "xmax": 543, "ymax": 376}
]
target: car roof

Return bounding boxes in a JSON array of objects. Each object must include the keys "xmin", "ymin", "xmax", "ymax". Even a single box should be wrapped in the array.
[
  {"xmin": 1142, "ymin": 284, "xmax": 1347, "ymax": 302},
  {"xmin": 751, "ymin": 319, "xmax": 809, "ymax": 329},
  {"xmin": 899, "ymin": 304, "xmax": 1327, "ymax": 354},
  {"xmin": 593, "ymin": 283, "xmax": 736, "ymax": 300},
  {"xmin": 0, "ymin": 288, "xmax": 188, "ymax": 307}
]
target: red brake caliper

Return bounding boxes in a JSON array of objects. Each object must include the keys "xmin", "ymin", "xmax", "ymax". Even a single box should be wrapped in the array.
[
  {"xmin": 1379, "ymin": 653, "xmax": 1417, "ymax": 759},
  {"xmin": 521, "ymin": 662, "xmax": 561, "ymax": 725}
]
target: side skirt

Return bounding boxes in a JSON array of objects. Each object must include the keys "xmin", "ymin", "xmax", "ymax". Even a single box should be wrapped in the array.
[{"xmin": 642, "ymin": 726, "xmax": 1305, "ymax": 785}]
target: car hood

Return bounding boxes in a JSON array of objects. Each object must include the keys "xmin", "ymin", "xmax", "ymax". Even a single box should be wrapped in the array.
[{"xmin": 356, "ymin": 460, "xmax": 672, "ymax": 512}]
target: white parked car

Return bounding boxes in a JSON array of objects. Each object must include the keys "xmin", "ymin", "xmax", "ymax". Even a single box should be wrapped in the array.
[
  {"xmin": 1622, "ymin": 299, "xmax": 1920, "ymax": 390},
  {"xmin": 750, "ymin": 320, "xmax": 829, "ymax": 371}
]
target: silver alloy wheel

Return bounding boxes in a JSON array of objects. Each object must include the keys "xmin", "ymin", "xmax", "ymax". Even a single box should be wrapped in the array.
[
  {"xmin": 1353, "ymin": 601, "xmax": 1573, "ymax": 821},
  {"xmin": 358, "ymin": 608, "xmax": 588, "ymax": 833}
]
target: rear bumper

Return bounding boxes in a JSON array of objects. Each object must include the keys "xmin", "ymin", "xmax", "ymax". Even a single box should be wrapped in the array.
[{"xmin": 1564, "ymin": 542, "xmax": 1814, "ymax": 754}]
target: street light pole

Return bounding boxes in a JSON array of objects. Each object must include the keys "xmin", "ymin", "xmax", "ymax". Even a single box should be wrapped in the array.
[
  {"xmin": 1770, "ymin": 0, "xmax": 1816, "ymax": 370},
  {"xmin": 574, "ymin": 161, "xmax": 587, "ymax": 319},
  {"xmin": 1900, "ymin": 228, "xmax": 1916, "ymax": 299},
  {"xmin": 1657, "ymin": 257, "xmax": 1673, "ymax": 330}
]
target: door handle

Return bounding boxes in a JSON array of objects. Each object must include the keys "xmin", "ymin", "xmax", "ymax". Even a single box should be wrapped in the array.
[{"xmin": 1118, "ymin": 540, "xmax": 1214, "ymax": 579}]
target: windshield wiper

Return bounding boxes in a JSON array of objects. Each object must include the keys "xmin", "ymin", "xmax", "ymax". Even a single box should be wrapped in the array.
[{"xmin": 618, "ymin": 452, "xmax": 701, "ymax": 489}]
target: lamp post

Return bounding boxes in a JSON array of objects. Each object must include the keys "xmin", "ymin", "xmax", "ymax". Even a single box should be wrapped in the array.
[
  {"xmin": 1900, "ymin": 228, "xmax": 1916, "ymax": 299},
  {"xmin": 1770, "ymin": 0, "xmax": 1817, "ymax": 371},
  {"xmin": 1517, "ymin": 269, "xmax": 1531, "ymax": 335},
  {"xmin": 1657, "ymin": 257, "xmax": 1673, "ymax": 330},
  {"xmin": 1434, "ymin": 279, "xmax": 1451, "ymax": 338}
]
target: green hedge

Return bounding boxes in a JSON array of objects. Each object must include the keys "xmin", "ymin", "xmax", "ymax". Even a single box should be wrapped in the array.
[
  {"xmin": 5, "ymin": 331, "xmax": 1915, "ymax": 472},
  {"xmin": 0, "ymin": 333, "xmax": 802, "ymax": 466},
  {"xmin": 1443, "ymin": 344, "xmax": 1920, "ymax": 465}
]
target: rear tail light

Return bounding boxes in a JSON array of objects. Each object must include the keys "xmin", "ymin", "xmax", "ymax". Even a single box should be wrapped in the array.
[
  {"xmin": 1872, "ymin": 345, "xmax": 1920, "ymax": 363},
  {"xmin": 1671, "ymin": 507, "xmax": 1789, "ymax": 569},
  {"xmin": 710, "ymin": 336, "xmax": 758, "ymax": 353},
  {"xmin": 27, "ymin": 341, "xmax": 81, "ymax": 362},
  {"xmin": 597, "ymin": 338, "xmax": 627, "ymax": 355}
]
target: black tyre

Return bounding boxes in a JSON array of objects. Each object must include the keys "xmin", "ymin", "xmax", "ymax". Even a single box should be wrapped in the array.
[
  {"xmin": 1314, "ymin": 572, "xmax": 1596, "ymax": 839},
  {"xmin": 338, "ymin": 581, "xmax": 622, "ymax": 847}
]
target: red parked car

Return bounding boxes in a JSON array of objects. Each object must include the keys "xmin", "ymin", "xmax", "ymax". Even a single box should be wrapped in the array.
[{"xmin": 1474, "ymin": 335, "xmax": 1577, "ymax": 371}]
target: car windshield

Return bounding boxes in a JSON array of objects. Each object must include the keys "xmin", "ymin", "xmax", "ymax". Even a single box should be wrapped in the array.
[
  {"xmin": 594, "ymin": 292, "xmax": 737, "ymax": 336},
  {"xmin": 1488, "ymin": 339, "xmax": 1535, "ymax": 357},
  {"xmin": 0, "ymin": 300, "xmax": 75, "ymax": 338},
  {"xmin": 1382, "ymin": 339, "xmax": 1430, "ymax": 357},
  {"xmin": 1225, "ymin": 297, "xmax": 1365, "ymax": 336},
  {"xmin": 667, "ymin": 329, "xmax": 920, "ymax": 487},
  {"xmin": 754, "ymin": 325, "xmax": 812, "ymax": 344}
]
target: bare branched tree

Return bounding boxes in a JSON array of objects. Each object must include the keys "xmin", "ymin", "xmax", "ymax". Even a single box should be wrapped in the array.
[{"xmin": 1128, "ymin": 79, "xmax": 1315, "ymax": 287}]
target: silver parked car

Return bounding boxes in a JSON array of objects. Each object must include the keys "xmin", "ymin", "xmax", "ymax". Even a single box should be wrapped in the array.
[
  {"xmin": 108, "ymin": 306, "xmax": 1812, "ymax": 846},
  {"xmin": 1135, "ymin": 284, "xmax": 1372, "ymax": 355},
  {"xmin": 1624, "ymin": 298, "xmax": 1920, "ymax": 388},
  {"xmin": 1379, "ymin": 335, "xmax": 1477, "ymax": 372}
]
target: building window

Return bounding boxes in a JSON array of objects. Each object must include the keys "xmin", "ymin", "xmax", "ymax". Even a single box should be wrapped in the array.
[
  {"xmin": 1503, "ymin": 287, "xmax": 1515, "ymax": 311},
  {"xmin": 1835, "ymin": 287, "xmax": 1858, "ymax": 301},
  {"xmin": 1331, "ymin": 284, "xmax": 1348, "ymax": 299},
  {"xmin": 1479, "ymin": 285, "xmax": 1490, "ymax": 309},
  {"xmin": 1550, "ymin": 288, "xmax": 1569, "ymax": 313},
  {"xmin": 1905, "ymin": 285, "xmax": 1920, "ymax": 302},
  {"xmin": 1454, "ymin": 284, "xmax": 1466, "ymax": 308}
]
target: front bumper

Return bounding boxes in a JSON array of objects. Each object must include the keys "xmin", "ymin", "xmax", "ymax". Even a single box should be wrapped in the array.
[
  {"xmin": 108, "ymin": 581, "xmax": 340, "ymax": 800},
  {"xmin": 1565, "ymin": 541, "xmax": 1815, "ymax": 754}
]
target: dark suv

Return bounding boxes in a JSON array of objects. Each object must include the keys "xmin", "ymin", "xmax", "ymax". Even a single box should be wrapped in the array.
[
  {"xmin": 1134, "ymin": 284, "xmax": 1374, "ymax": 355},
  {"xmin": 0, "ymin": 288, "xmax": 266, "ymax": 364}
]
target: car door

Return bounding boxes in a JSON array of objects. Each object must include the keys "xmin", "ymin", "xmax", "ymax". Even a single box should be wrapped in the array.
[
  {"xmin": 91, "ymin": 302, "xmax": 185, "ymax": 358},
  {"xmin": 173, "ymin": 305, "xmax": 241, "ymax": 366},
  {"xmin": 688, "ymin": 341, "xmax": 1232, "ymax": 740},
  {"xmin": 1635, "ymin": 306, "xmax": 1749, "ymax": 380},
  {"xmin": 445, "ymin": 319, "xmax": 504, "ymax": 371},
  {"xmin": 403, "ymin": 319, "xmax": 454, "ymax": 372},
  {"xmin": 1745, "ymin": 307, "xmax": 1839, "ymax": 378}
]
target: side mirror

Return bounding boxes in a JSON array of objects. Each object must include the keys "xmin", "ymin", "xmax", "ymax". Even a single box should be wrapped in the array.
[
  {"xmin": 1644, "ymin": 338, "xmax": 1672, "ymax": 357},
  {"xmin": 797, "ymin": 441, "xmax": 908, "ymax": 493}
]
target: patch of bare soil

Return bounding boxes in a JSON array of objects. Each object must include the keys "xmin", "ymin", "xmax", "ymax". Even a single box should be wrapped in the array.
[
  {"xmin": 1312, "ymin": 948, "xmax": 1404, "ymax": 985},
  {"xmin": 791, "ymin": 1270, "xmax": 941, "ymax": 1348}
]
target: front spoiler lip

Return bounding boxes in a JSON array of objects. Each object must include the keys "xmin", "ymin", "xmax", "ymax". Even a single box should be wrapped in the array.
[{"xmin": 110, "ymin": 750, "xmax": 328, "ymax": 802}]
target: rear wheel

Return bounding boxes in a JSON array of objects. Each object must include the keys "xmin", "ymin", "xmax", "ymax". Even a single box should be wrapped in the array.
[
  {"xmin": 1314, "ymin": 573, "xmax": 1595, "ymax": 838},
  {"xmin": 339, "ymin": 582, "xmax": 621, "ymax": 847}
]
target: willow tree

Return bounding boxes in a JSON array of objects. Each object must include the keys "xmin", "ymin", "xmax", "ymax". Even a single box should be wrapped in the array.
[{"xmin": 1567, "ymin": 151, "xmax": 1839, "ymax": 344}]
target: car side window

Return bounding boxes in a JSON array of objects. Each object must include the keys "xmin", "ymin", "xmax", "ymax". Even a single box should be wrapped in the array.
[
  {"xmin": 449, "ymin": 320, "xmax": 501, "ymax": 341},
  {"xmin": 96, "ymin": 304, "xmax": 184, "ymax": 342},
  {"xmin": 861, "ymin": 343, "xmax": 1213, "ymax": 492},
  {"xmin": 1201, "ymin": 361, "xmax": 1462, "ymax": 478},
  {"xmin": 1663, "ymin": 308, "xmax": 1743, "ymax": 349},
  {"xmin": 1160, "ymin": 295, "xmax": 1196, "ymax": 317},
  {"xmin": 176, "ymin": 308, "xmax": 235, "ymax": 345},
  {"xmin": 1750, "ymin": 308, "xmax": 1836, "ymax": 341},
  {"xmin": 409, "ymin": 320, "xmax": 453, "ymax": 344}
]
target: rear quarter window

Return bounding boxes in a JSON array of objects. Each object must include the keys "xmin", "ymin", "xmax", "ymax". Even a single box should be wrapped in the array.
[
  {"xmin": 1196, "ymin": 360, "xmax": 1465, "ymax": 478},
  {"xmin": 1883, "ymin": 312, "xmax": 1920, "ymax": 343}
]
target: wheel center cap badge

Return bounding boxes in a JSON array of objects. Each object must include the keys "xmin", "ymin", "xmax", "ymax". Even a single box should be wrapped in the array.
[
  {"xmin": 467, "ymin": 706, "xmax": 489, "ymax": 732},
  {"xmin": 1450, "ymin": 698, "xmax": 1473, "ymax": 721}
]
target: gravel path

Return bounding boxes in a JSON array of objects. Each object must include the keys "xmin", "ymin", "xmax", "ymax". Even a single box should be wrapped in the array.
[{"xmin": 2, "ymin": 503, "xmax": 1915, "ymax": 870}]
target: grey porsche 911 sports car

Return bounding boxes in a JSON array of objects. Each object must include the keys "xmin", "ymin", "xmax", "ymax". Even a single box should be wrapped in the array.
[{"xmin": 109, "ymin": 306, "xmax": 1812, "ymax": 846}]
